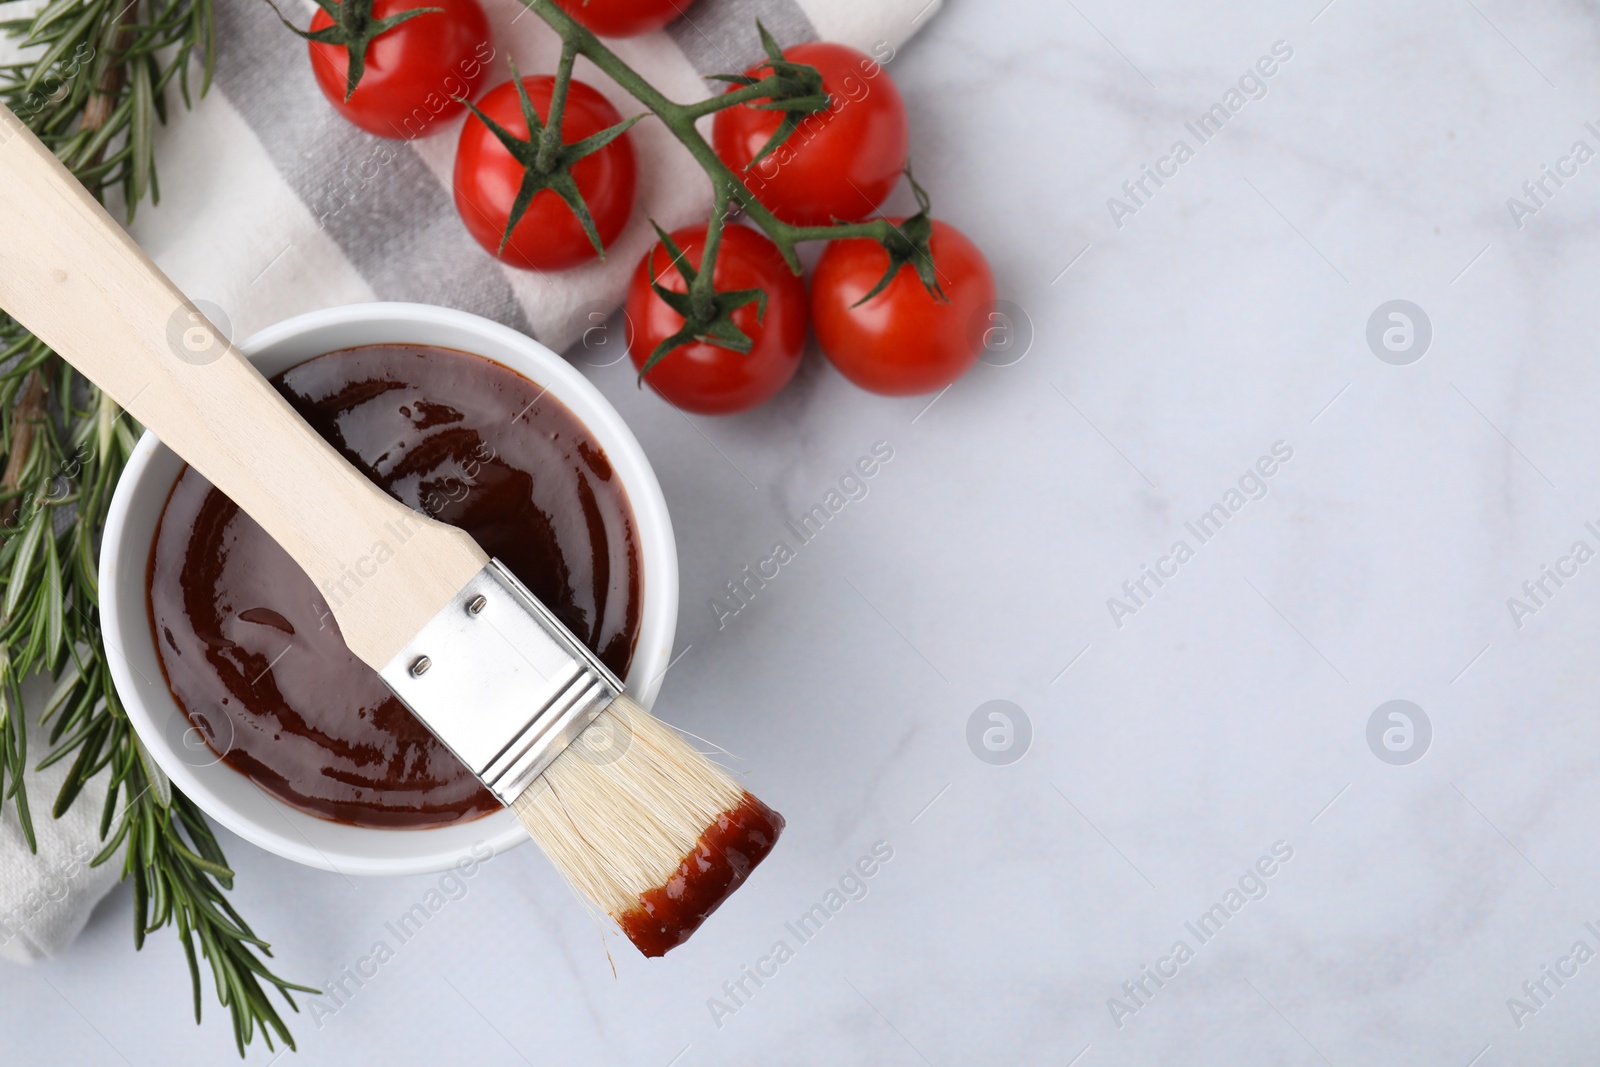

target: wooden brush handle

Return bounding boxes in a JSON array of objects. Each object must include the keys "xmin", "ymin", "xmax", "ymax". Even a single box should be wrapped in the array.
[{"xmin": 0, "ymin": 104, "xmax": 487, "ymax": 669}]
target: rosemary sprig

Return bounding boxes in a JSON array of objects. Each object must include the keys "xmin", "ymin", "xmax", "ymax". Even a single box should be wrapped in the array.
[{"xmin": 0, "ymin": 0, "xmax": 313, "ymax": 1055}]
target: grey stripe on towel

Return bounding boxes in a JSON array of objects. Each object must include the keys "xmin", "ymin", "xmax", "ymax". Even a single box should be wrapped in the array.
[
  {"xmin": 213, "ymin": 0, "xmax": 532, "ymax": 333},
  {"xmin": 667, "ymin": 0, "xmax": 818, "ymax": 77}
]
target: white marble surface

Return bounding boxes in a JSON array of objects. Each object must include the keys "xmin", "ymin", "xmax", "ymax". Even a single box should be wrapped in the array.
[{"xmin": 14, "ymin": 0, "xmax": 1600, "ymax": 1062}]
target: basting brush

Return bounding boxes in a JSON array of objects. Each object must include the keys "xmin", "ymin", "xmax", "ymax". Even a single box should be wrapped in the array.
[{"xmin": 0, "ymin": 103, "xmax": 782, "ymax": 956}]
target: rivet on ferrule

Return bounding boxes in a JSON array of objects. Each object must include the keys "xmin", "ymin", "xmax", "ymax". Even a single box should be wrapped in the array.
[{"xmin": 378, "ymin": 560, "xmax": 624, "ymax": 805}]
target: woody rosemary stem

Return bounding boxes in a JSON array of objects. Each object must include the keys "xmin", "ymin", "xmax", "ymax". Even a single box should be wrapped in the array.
[
  {"xmin": 0, "ymin": 371, "xmax": 46, "ymax": 527},
  {"xmin": 521, "ymin": 0, "xmax": 899, "ymax": 271}
]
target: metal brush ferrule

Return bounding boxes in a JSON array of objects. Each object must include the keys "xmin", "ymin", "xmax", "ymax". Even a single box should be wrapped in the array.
[{"xmin": 378, "ymin": 559, "xmax": 623, "ymax": 806}]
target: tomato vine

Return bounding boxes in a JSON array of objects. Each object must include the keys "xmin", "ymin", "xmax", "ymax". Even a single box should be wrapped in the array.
[{"xmin": 512, "ymin": 5, "xmax": 947, "ymax": 368}]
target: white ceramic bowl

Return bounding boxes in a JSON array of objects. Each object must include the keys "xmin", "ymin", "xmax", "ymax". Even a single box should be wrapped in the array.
[{"xmin": 99, "ymin": 303, "xmax": 677, "ymax": 876}]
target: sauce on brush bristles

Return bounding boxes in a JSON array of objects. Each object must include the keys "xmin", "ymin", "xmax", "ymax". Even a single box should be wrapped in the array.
[{"xmin": 511, "ymin": 694, "xmax": 785, "ymax": 956}]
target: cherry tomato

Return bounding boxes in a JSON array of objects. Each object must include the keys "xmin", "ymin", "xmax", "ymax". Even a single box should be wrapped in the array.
[
  {"xmin": 712, "ymin": 42, "xmax": 908, "ymax": 227},
  {"xmin": 454, "ymin": 76, "xmax": 637, "ymax": 271},
  {"xmin": 551, "ymin": 0, "xmax": 682, "ymax": 37},
  {"xmin": 308, "ymin": 0, "xmax": 493, "ymax": 139},
  {"xmin": 810, "ymin": 220, "xmax": 996, "ymax": 397},
  {"xmin": 626, "ymin": 224, "xmax": 808, "ymax": 414}
]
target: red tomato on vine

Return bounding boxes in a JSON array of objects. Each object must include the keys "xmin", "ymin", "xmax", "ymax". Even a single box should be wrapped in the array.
[
  {"xmin": 454, "ymin": 74, "xmax": 638, "ymax": 271},
  {"xmin": 627, "ymin": 224, "xmax": 807, "ymax": 414},
  {"xmin": 811, "ymin": 219, "xmax": 995, "ymax": 397},
  {"xmin": 713, "ymin": 41, "xmax": 908, "ymax": 227},
  {"xmin": 298, "ymin": 0, "xmax": 493, "ymax": 138}
]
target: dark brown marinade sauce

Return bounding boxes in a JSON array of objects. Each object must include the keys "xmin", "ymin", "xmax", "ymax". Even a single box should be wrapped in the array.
[
  {"xmin": 619, "ymin": 793, "xmax": 786, "ymax": 957},
  {"xmin": 147, "ymin": 345, "xmax": 642, "ymax": 829}
]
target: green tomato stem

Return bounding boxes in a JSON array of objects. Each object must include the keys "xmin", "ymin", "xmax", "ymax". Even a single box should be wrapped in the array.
[
  {"xmin": 690, "ymin": 180, "xmax": 732, "ymax": 314},
  {"xmin": 678, "ymin": 75, "xmax": 788, "ymax": 121},
  {"xmin": 535, "ymin": 38, "xmax": 577, "ymax": 174},
  {"xmin": 522, "ymin": 0, "xmax": 880, "ymax": 273}
]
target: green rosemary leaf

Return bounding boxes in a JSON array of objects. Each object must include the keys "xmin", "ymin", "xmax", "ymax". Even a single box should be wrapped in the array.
[
  {"xmin": 47, "ymin": 718, "xmax": 103, "ymax": 814},
  {"xmin": 9, "ymin": 732, "xmax": 35, "ymax": 851},
  {"xmin": 127, "ymin": 48, "xmax": 152, "ymax": 210},
  {"xmin": 134, "ymin": 732, "xmax": 170, "ymax": 808},
  {"xmin": 78, "ymin": 93, "xmax": 133, "ymax": 169},
  {"xmin": 131, "ymin": 858, "xmax": 148, "ymax": 947},
  {"xmin": 91, "ymin": 807, "xmax": 128, "ymax": 864},
  {"xmin": 39, "ymin": 657, "xmax": 83, "ymax": 728},
  {"xmin": 177, "ymin": 909, "xmax": 201, "ymax": 1023},
  {"xmin": 21, "ymin": 1, "xmax": 100, "ymax": 87},
  {"xmin": 163, "ymin": 831, "xmax": 232, "ymax": 879},
  {"xmin": 41, "ymin": 529, "xmax": 62, "ymax": 664},
  {"xmin": 95, "ymin": 763, "xmax": 122, "ymax": 842},
  {"xmin": 1, "ymin": 510, "xmax": 42, "ymax": 618},
  {"xmin": 28, "ymin": 0, "xmax": 87, "ymax": 37}
]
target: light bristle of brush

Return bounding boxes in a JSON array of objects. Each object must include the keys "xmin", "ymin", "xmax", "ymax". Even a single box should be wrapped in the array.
[{"xmin": 510, "ymin": 693, "xmax": 785, "ymax": 957}]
